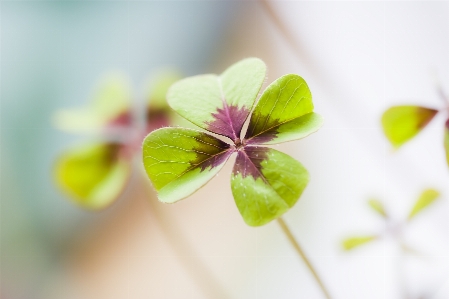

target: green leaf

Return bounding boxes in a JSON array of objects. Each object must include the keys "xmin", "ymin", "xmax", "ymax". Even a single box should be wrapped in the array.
[
  {"xmin": 231, "ymin": 147, "xmax": 309, "ymax": 226},
  {"xmin": 245, "ymin": 74, "xmax": 322, "ymax": 145},
  {"xmin": 54, "ymin": 73, "xmax": 131, "ymax": 133},
  {"xmin": 167, "ymin": 58, "xmax": 266, "ymax": 140},
  {"xmin": 445, "ymin": 119, "xmax": 449, "ymax": 167},
  {"xmin": 408, "ymin": 189, "xmax": 440, "ymax": 220},
  {"xmin": 342, "ymin": 236, "xmax": 377, "ymax": 251},
  {"xmin": 54, "ymin": 143, "xmax": 130, "ymax": 210},
  {"xmin": 381, "ymin": 106, "xmax": 438, "ymax": 148},
  {"xmin": 142, "ymin": 127, "xmax": 232, "ymax": 203},
  {"xmin": 368, "ymin": 199, "xmax": 388, "ymax": 218}
]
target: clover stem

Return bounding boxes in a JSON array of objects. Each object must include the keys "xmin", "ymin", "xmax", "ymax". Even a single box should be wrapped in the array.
[
  {"xmin": 142, "ymin": 178, "xmax": 229, "ymax": 299},
  {"xmin": 277, "ymin": 217, "xmax": 332, "ymax": 299}
]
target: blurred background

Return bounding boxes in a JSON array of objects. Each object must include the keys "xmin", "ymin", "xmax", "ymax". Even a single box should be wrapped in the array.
[{"xmin": 2, "ymin": 1, "xmax": 449, "ymax": 298}]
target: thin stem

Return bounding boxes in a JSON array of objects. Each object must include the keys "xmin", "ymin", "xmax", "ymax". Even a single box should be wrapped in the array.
[
  {"xmin": 277, "ymin": 217, "xmax": 332, "ymax": 299},
  {"xmin": 141, "ymin": 177, "xmax": 229, "ymax": 299}
]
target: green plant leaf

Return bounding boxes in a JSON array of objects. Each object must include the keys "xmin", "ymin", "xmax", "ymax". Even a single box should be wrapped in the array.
[
  {"xmin": 368, "ymin": 199, "xmax": 388, "ymax": 218},
  {"xmin": 445, "ymin": 119, "xmax": 449, "ymax": 166},
  {"xmin": 54, "ymin": 143, "xmax": 130, "ymax": 210},
  {"xmin": 231, "ymin": 147, "xmax": 309, "ymax": 226},
  {"xmin": 167, "ymin": 58, "xmax": 266, "ymax": 140},
  {"xmin": 408, "ymin": 189, "xmax": 440, "ymax": 220},
  {"xmin": 142, "ymin": 127, "xmax": 232, "ymax": 203},
  {"xmin": 54, "ymin": 73, "xmax": 131, "ymax": 133},
  {"xmin": 342, "ymin": 236, "xmax": 377, "ymax": 251},
  {"xmin": 245, "ymin": 74, "xmax": 322, "ymax": 145},
  {"xmin": 381, "ymin": 106, "xmax": 438, "ymax": 148}
]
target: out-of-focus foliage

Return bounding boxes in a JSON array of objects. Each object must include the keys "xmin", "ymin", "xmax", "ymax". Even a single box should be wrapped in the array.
[
  {"xmin": 381, "ymin": 105, "xmax": 438, "ymax": 149},
  {"xmin": 381, "ymin": 86, "xmax": 449, "ymax": 168},
  {"xmin": 367, "ymin": 199, "xmax": 388, "ymax": 218},
  {"xmin": 343, "ymin": 189, "xmax": 441, "ymax": 251},
  {"xmin": 342, "ymin": 236, "xmax": 377, "ymax": 251},
  {"xmin": 54, "ymin": 74, "xmax": 132, "ymax": 134},
  {"xmin": 408, "ymin": 189, "xmax": 440, "ymax": 221},
  {"xmin": 54, "ymin": 143, "xmax": 130, "ymax": 210},
  {"xmin": 143, "ymin": 58, "xmax": 323, "ymax": 226},
  {"xmin": 54, "ymin": 72, "xmax": 180, "ymax": 209}
]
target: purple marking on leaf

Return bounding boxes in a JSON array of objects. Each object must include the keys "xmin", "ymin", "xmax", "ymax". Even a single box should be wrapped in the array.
[
  {"xmin": 232, "ymin": 146, "xmax": 269, "ymax": 180},
  {"xmin": 416, "ymin": 107, "xmax": 438, "ymax": 129},
  {"xmin": 199, "ymin": 149, "xmax": 233, "ymax": 172},
  {"xmin": 445, "ymin": 118, "xmax": 449, "ymax": 130},
  {"xmin": 206, "ymin": 103, "xmax": 250, "ymax": 141},
  {"xmin": 245, "ymin": 130, "xmax": 277, "ymax": 145}
]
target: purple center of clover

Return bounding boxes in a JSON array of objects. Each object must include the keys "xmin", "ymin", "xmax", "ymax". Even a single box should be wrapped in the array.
[
  {"xmin": 204, "ymin": 103, "xmax": 272, "ymax": 180},
  {"xmin": 206, "ymin": 103, "xmax": 250, "ymax": 141}
]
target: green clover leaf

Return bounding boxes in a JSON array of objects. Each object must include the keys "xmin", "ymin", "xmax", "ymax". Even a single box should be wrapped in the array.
[
  {"xmin": 408, "ymin": 188, "xmax": 440, "ymax": 221},
  {"xmin": 381, "ymin": 105, "xmax": 438, "ymax": 149},
  {"xmin": 54, "ymin": 143, "xmax": 131, "ymax": 210},
  {"xmin": 342, "ymin": 236, "xmax": 378, "ymax": 251},
  {"xmin": 142, "ymin": 58, "xmax": 323, "ymax": 226}
]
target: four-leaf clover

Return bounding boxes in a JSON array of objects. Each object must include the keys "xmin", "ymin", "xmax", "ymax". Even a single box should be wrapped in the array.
[{"xmin": 142, "ymin": 58, "xmax": 323, "ymax": 226}]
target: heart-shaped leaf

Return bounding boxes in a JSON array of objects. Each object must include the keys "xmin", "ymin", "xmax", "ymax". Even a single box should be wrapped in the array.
[
  {"xmin": 381, "ymin": 106, "xmax": 438, "ymax": 148},
  {"xmin": 231, "ymin": 147, "xmax": 309, "ymax": 226},
  {"xmin": 143, "ymin": 127, "xmax": 232, "ymax": 203},
  {"xmin": 167, "ymin": 58, "xmax": 266, "ymax": 140},
  {"xmin": 368, "ymin": 199, "xmax": 388, "ymax": 218},
  {"xmin": 408, "ymin": 189, "xmax": 440, "ymax": 220},
  {"xmin": 245, "ymin": 74, "xmax": 323, "ymax": 145},
  {"xmin": 54, "ymin": 143, "xmax": 131, "ymax": 209},
  {"xmin": 342, "ymin": 236, "xmax": 378, "ymax": 251}
]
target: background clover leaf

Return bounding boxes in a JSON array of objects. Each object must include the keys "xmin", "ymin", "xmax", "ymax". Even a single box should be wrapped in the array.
[
  {"xmin": 367, "ymin": 198, "xmax": 388, "ymax": 218},
  {"xmin": 381, "ymin": 105, "xmax": 438, "ymax": 149},
  {"xmin": 54, "ymin": 143, "xmax": 131, "ymax": 210},
  {"xmin": 342, "ymin": 236, "xmax": 378, "ymax": 251},
  {"xmin": 143, "ymin": 58, "xmax": 322, "ymax": 226},
  {"xmin": 408, "ymin": 188, "xmax": 440, "ymax": 221}
]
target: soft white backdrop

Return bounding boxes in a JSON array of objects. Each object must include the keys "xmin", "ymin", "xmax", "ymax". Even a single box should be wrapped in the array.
[{"xmin": 2, "ymin": 1, "xmax": 449, "ymax": 299}]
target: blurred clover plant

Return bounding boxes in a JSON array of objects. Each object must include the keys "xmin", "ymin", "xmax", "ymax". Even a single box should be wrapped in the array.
[
  {"xmin": 142, "ymin": 58, "xmax": 332, "ymax": 298},
  {"xmin": 54, "ymin": 71, "xmax": 180, "ymax": 209},
  {"xmin": 343, "ymin": 189, "xmax": 441, "ymax": 298},
  {"xmin": 381, "ymin": 84, "xmax": 449, "ymax": 167},
  {"xmin": 342, "ymin": 189, "xmax": 440, "ymax": 251},
  {"xmin": 142, "ymin": 58, "xmax": 323, "ymax": 226}
]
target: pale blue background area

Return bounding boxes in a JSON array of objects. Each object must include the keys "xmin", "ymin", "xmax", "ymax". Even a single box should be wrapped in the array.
[{"xmin": 1, "ymin": 1, "xmax": 238, "ymax": 297}]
